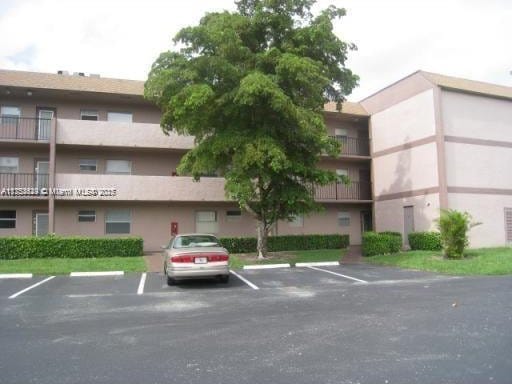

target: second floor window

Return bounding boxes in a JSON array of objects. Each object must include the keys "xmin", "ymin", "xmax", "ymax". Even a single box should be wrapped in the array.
[
  {"xmin": 0, "ymin": 157, "xmax": 19, "ymax": 173},
  {"xmin": 106, "ymin": 160, "xmax": 131, "ymax": 174},
  {"xmin": 79, "ymin": 159, "xmax": 97, "ymax": 172},
  {"xmin": 1, "ymin": 106, "xmax": 20, "ymax": 125},
  {"xmin": 107, "ymin": 112, "xmax": 132, "ymax": 123},
  {"xmin": 81, "ymin": 110, "xmax": 99, "ymax": 121}
]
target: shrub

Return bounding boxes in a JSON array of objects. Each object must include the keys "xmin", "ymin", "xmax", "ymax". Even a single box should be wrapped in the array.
[
  {"xmin": 220, "ymin": 234, "xmax": 349, "ymax": 254},
  {"xmin": 0, "ymin": 235, "xmax": 143, "ymax": 259},
  {"xmin": 436, "ymin": 209, "xmax": 480, "ymax": 259},
  {"xmin": 362, "ymin": 231, "xmax": 402, "ymax": 257},
  {"xmin": 408, "ymin": 231, "xmax": 442, "ymax": 251}
]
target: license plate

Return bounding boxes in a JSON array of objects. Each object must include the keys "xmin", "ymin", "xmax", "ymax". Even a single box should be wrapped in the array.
[{"xmin": 194, "ymin": 257, "xmax": 208, "ymax": 264}]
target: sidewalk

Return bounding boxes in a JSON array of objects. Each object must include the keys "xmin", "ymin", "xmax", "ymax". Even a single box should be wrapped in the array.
[
  {"xmin": 143, "ymin": 252, "xmax": 164, "ymax": 273},
  {"xmin": 341, "ymin": 245, "xmax": 364, "ymax": 264}
]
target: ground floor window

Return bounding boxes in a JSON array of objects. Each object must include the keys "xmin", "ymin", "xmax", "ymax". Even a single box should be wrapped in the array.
[
  {"xmin": 105, "ymin": 209, "xmax": 131, "ymax": 234},
  {"xmin": 338, "ymin": 211, "xmax": 350, "ymax": 227},
  {"xmin": 226, "ymin": 209, "xmax": 242, "ymax": 221},
  {"xmin": 0, "ymin": 210, "xmax": 16, "ymax": 228},
  {"xmin": 289, "ymin": 214, "xmax": 304, "ymax": 227},
  {"xmin": 78, "ymin": 210, "xmax": 96, "ymax": 222},
  {"xmin": 196, "ymin": 211, "xmax": 218, "ymax": 233}
]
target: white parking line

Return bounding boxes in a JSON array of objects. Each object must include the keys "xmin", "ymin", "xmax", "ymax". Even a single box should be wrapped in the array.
[
  {"xmin": 296, "ymin": 261, "xmax": 340, "ymax": 267},
  {"xmin": 70, "ymin": 271, "xmax": 124, "ymax": 277},
  {"xmin": 230, "ymin": 270, "xmax": 259, "ymax": 290},
  {"xmin": 0, "ymin": 273, "xmax": 33, "ymax": 279},
  {"xmin": 307, "ymin": 266, "xmax": 368, "ymax": 284},
  {"xmin": 137, "ymin": 273, "xmax": 147, "ymax": 295},
  {"xmin": 243, "ymin": 263, "xmax": 290, "ymax": 270},
  {"xmin": 8, "ymin": 276, "xmax": 55, "ymax": 299}
]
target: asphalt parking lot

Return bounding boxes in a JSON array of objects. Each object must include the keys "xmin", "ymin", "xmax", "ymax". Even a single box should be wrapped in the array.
[{"xmin": 1, "ymin": 265, "xmax": 511, "ymax": 384}]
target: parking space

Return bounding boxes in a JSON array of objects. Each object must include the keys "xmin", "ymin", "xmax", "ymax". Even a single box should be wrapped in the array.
[{"xmin": 0, "ymin": 264, "xmax": 455, "ymax": 301}]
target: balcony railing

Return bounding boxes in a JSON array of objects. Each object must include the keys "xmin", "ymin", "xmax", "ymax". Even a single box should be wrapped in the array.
[
  {"xmin": 0, "ymin": 117, "xmax": 51, "ymax": 141},
  {"xmin": 330, "ymin": 136, "xmax": 370, "ymax": 156},
  {"xmin": 0, "ymin": 173, "xmax": 49, "ymax": 189},
  {"xmin": 313, "ymin": 181, "xmax": 372, "ymax": 201}
]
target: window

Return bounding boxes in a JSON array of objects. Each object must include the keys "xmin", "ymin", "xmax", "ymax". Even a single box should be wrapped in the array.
[
  {"xmin": 195, "ymin": 211, "xmax": 218, "ymax": 234},
  {"xmin": 335, "ymin": 128, "xmax": 348, "ymax": 139},
  {"xmin": 338, "ymin": 211, "xmax": 350, "ymax": 227},
  {"xmin": 0, "ymin": 157, "xmax": 19, "ymax": 173},
  {"xmin": 107, "ymin": 112, "xmax": 132, "ymax": 123},
  {"xmin": 226, "ymin": 210, "xmax": 242, "ymax": 221},
  {"xmin": 106, "ymin": 160, "xmax": 131, "ymax": 174},
  {"xmin": 105, "ymin": 209, "xmax": 131, "ymax": 234},
  {"xmin": 336, "ymin": 169, "xmax": 349, "ymax": 183},
  {"xmin": 0, "ymin": 210, "xmax": 16, "ymax": 229},
  {"xmin": 80, "ymin": 110, "xmax": 99, "ymax": 121},
  {"xmin": 78, "ymin": 210, "xmax": 96, "ymax": 222},
  {"xmin": 79, "ymin": 159, "xmax": 97, "ymax": 172},
  {"xmin": 1, "ymin": 106, "xmax": 20, "ymax": 125},
  {"xmin": 289, "ymin": 214, "xmax": 304, "ymax": 227}
]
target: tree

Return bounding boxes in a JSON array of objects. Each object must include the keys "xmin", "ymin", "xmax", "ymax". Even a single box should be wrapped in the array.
[{"xmin": 145, "ymin": 0, "xmax": 358, "ymax": 258}]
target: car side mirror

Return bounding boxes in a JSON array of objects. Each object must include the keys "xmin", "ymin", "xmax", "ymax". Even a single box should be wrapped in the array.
[{"xmin": 160, "ymin": 245, "xmax": 168, "ymax": 250}]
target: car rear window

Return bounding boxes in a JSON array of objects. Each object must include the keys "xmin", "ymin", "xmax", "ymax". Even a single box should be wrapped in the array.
[{"xmin": 173, "ymin": 235, "xmax": 220, "ymax": 249}]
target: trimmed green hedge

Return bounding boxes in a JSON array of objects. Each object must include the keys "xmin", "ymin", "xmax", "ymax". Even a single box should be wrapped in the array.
[
  {"xmin": 0, "ymin": 235, "xmax": 143, "ymax": 259},
  {"xmin": 408, "ymin": 231, "xmax": 442, "ymax": 251},
  {"xmin": 220, "ymin": 234, "xmax": 349, "ymax": 254},
  {"xmin": 362, "ymin": 231, "xmax": 402, "ymax": 257}
]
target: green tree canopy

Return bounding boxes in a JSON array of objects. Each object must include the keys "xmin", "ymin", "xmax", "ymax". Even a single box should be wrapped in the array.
[{"xmin": 145, "ymin": 0, "xmax": 358, "ymax": 257}]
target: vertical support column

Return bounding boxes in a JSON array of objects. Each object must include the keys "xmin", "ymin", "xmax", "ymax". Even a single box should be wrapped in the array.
[
  {"xmin": 433, "ymin": 86, "xmax": 449, "ymax": 209},
  {"xmin": 48, "ymin": 118, "xmax": 57, "ymax": 233}
]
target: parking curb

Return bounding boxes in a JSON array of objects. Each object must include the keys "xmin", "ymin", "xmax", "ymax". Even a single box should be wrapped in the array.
[
  {"xmin": 70, "ymin": 271, "xmax": 125, "ymax": 277},
  {"xmin": 243, "ymin": 263, "xmax": 291, "ymax": 270},
  {"xmin": 295, "ymin": 261, "xmax": 340, "ymax": 267},
  {"xmin": 0, "ymin": 273, "xmax": 33, "ymax": 279}
]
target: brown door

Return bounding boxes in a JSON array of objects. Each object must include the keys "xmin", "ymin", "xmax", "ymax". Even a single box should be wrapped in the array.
[{"xmin": 403, "ymin": 206, "xmax": 415, "ymax": 245}]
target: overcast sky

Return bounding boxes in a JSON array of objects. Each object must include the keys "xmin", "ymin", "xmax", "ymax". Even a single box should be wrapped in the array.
[{"xmin": 0, "ymin": 0, "xmax": 510, "ymax": 100}]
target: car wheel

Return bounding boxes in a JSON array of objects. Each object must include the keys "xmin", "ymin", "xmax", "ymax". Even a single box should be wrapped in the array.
[
  {"xmin": 167, "ymin": 275, "xmax": 176, "ymax": 286},
  {"xmin": 219, "ymin": 275, "xmax": 230, "ymax": 284}
]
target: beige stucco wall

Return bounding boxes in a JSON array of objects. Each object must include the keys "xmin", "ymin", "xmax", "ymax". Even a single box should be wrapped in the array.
[
  {"xmin": 53, "ymin": 202, "xmax": 365, "ymax": 251},
  {"xmin": 56, "ymin": 119, "xmax": 194, "ymax": 150},
  {"xmin": 441, "ymin": 90, "xmax": 512, "ymax": 141},
  {"xmin": 370, "ymin": 89, "xmax": 436, "ymax": 153},
  {"xmin": 374, "ymin": 193, "xmax": 441, "ymax": 240},
  {"xmin": 445, "ymin": 142, "xmax": 512, "ymax": 189},
  {"xmin": 373, "ymin": 142, "xmax": 439, "ymax": 196},
  {"xmin": 448, "ymin": 193, "xmax": 512, "ymax": 247},
  {"xmin": 0, "ymin": 201, "xmax": 48, "ymax": 236},
  {"xmin": 56, "ymin": 149, "xmax": 182, "ymax": 176}
]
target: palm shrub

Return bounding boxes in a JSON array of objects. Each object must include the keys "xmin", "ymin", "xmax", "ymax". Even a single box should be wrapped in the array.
[{"xmin": 436, "ymin": 210, "xmax": 480, "ymax": 259}]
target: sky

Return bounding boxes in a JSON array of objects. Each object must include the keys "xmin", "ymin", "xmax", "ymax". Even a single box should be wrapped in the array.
[{"xmin": 0, "ymin": 0, "xmax": 510, "ymax": 101}]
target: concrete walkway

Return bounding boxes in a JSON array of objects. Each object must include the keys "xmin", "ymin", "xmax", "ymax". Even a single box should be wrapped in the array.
[{"xmin": 341, "ymin": 245, "xmax": 364, "ymax": 264}]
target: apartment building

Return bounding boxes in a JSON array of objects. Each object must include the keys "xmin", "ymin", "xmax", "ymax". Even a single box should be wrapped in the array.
[
  {"xmin": 0, "ymin": 69, "xmax": 372, "ymax": 251},
  {"xmin": 0, "ymin": 69, "xmax": 510, "ymax": 251},
  {"xmin": 362, "ymin": 71, "xmax": 512, "ymax": 248}
]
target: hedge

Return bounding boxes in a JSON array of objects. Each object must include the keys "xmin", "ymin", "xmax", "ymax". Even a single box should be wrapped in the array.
[
  {"xmin": 362, "ymin": 231, "xmax": 402, "ymax": 257},
  {"xmin": 0, "ymin": 235, "xmax": 143, "ymax": 259},
  {"xmin": 408, "ymin": 231, "xmax": 442, "ymax": 251},
  {"xmin": 220, "ymin": 234, "xmax": 349, "ymax": 254}
]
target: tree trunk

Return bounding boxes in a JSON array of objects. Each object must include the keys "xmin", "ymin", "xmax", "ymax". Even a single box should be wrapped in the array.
[{"xmin": 257, "ymin": 220, "xmax": 268, "ymax": 259}]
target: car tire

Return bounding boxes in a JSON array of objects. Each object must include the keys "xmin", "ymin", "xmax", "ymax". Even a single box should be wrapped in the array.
[
  {"xmin": 166, "ymin": 275, "xmax": 176, "ymax": 286},
  {"xmin": 219, "ymin": 275, "xmax": 230, "ymax": 284}
]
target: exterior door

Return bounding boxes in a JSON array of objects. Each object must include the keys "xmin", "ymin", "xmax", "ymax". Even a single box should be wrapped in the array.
[
  {"xmin": 35, "ymin": 213, "xmax": 49, "ymax": 236},
  {"xmin": 35, "ymin": 160, "xmax": 49, "ymax": 189},
  {"xmin": 360, "ymin": 211, "xmax": 373, "ymax": 233},
  {"xmin": 36, "ymin": 107, "xmax": 55, "ymax": 140},
  {"xmin": 403, "ymin": 206, "xmax": 415, "ymax": 245}
]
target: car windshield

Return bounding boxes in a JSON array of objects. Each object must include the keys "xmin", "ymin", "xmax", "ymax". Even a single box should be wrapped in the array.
[{"xmin": 173, "ymin": 235, "xmax": 220, "ymax": 249}]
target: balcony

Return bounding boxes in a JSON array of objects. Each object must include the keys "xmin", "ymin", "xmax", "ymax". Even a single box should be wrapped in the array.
[
  {"xmin": 330, "ymin": 136, "xmax": 370, "ymax": 157},
  {"xmin": 54, "ymin": 174, "xmax": 227, "ymax": 201},
  {"xmin": 0, "ymin": 173, "xmax": 50, "ymax": 199},
  {"xmin": 56, "ymin": 119, "xmax": 195, "ymax": 150},
  {"xmin": 313, "ymin": 181, "xmax": 372, "ymax": 201},
  {"xmin": 0, "ymin": 117, "xmax": 51, "ymax": 141}
]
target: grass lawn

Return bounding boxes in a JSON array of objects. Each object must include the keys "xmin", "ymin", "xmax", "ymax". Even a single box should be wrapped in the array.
[
  {"xmin": 0, "ymin": 257, "xmax": 146, "ymax": 275},
  {"xmin": 229, "ymin": 248, "xmax": 345, "ymax": 269},
  {"xmin": 366, "ymin": 247, "xmax": 512, "ymax": 275}
]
